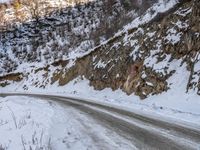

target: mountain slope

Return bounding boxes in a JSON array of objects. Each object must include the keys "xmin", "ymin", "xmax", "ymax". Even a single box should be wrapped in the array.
[
  {"xmin": 0, "ymin": 0, "xmax": 156, "ymax": 74},
  {"xmin": 1, "ymin": 0, "xmax": 200, "ymax": 125},
  {"xmin": 0, "ymin": 0, "xmax": 199, "ymax": 102}
]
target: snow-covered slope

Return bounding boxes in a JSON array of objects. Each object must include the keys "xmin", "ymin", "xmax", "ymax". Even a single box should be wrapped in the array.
[
  {"xmin": 0, "ymin": 0, "xmax": 156, "ymax": 75},
  {"xmin": 0, "ymin": 0, "xmax": 200, "ymax": 127},
  {"xmin": 1, "ymin": 0, "xmax": 200, "ymax": 125}
]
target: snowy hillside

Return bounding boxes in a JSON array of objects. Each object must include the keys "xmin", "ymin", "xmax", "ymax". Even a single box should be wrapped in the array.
[
  {"xmin": 0, "ymin": 0, "xmax": 200, "ymax": 130},
  {"xmin": 0, "ymin": 0, "xmax": 200, "ymax": 126},
  {"xmin": 0, "ymin": 0, "xmax": 155, "ymax": 75},
  {"xmin": 1, "ymin": 1, "xmax": 200, "ymax": 149}
]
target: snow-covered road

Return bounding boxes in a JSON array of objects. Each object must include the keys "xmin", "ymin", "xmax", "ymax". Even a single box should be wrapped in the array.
[
  {"xmin": 0, "ymin": 94, "xmax": 200, "ymax": 150},
  {"xmin": 0, "ymin": 96, "xmax": 136, "ymax": 150}
]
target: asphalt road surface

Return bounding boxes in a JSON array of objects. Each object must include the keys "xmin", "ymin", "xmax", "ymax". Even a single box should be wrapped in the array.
[{"xmin": 1, "ymin": 93, "xmax": 200, "ymax": 150}]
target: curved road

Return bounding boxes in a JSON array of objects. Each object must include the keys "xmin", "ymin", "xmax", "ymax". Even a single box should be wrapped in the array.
[{"xmin": 1, "ymin": 93, "xmax": 200, "ymax": 150}]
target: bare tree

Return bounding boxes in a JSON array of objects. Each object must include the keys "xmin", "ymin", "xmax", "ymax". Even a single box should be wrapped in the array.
[{"xmin": 22, "ymin": 0, "xmax": 45, "ymax": 23}]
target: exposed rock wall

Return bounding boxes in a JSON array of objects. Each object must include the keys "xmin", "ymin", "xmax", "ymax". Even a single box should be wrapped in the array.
[
  {"xmin": 0, "ymin": 0, "xmax": 199, "ymax": 99},
  {"xmin": 48, "ymin": 0, "xmax": 199, "ymax": 99}
]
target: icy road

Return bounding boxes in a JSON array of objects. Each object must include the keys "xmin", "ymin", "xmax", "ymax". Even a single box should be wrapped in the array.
[{"xmin": 0, "ymin": 94, "xmax": 200, "ymax": 150}]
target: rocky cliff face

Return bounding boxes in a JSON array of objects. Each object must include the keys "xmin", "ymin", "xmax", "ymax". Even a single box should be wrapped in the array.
[{"xmin": 0, "ymin": 0, "xmax": 199, "ymax": 99}]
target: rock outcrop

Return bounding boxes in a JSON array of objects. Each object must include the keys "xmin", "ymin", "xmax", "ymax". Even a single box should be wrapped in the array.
[{"xmin": 0, "ymin": 0, "xmax": 199, "ymax": 99}]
